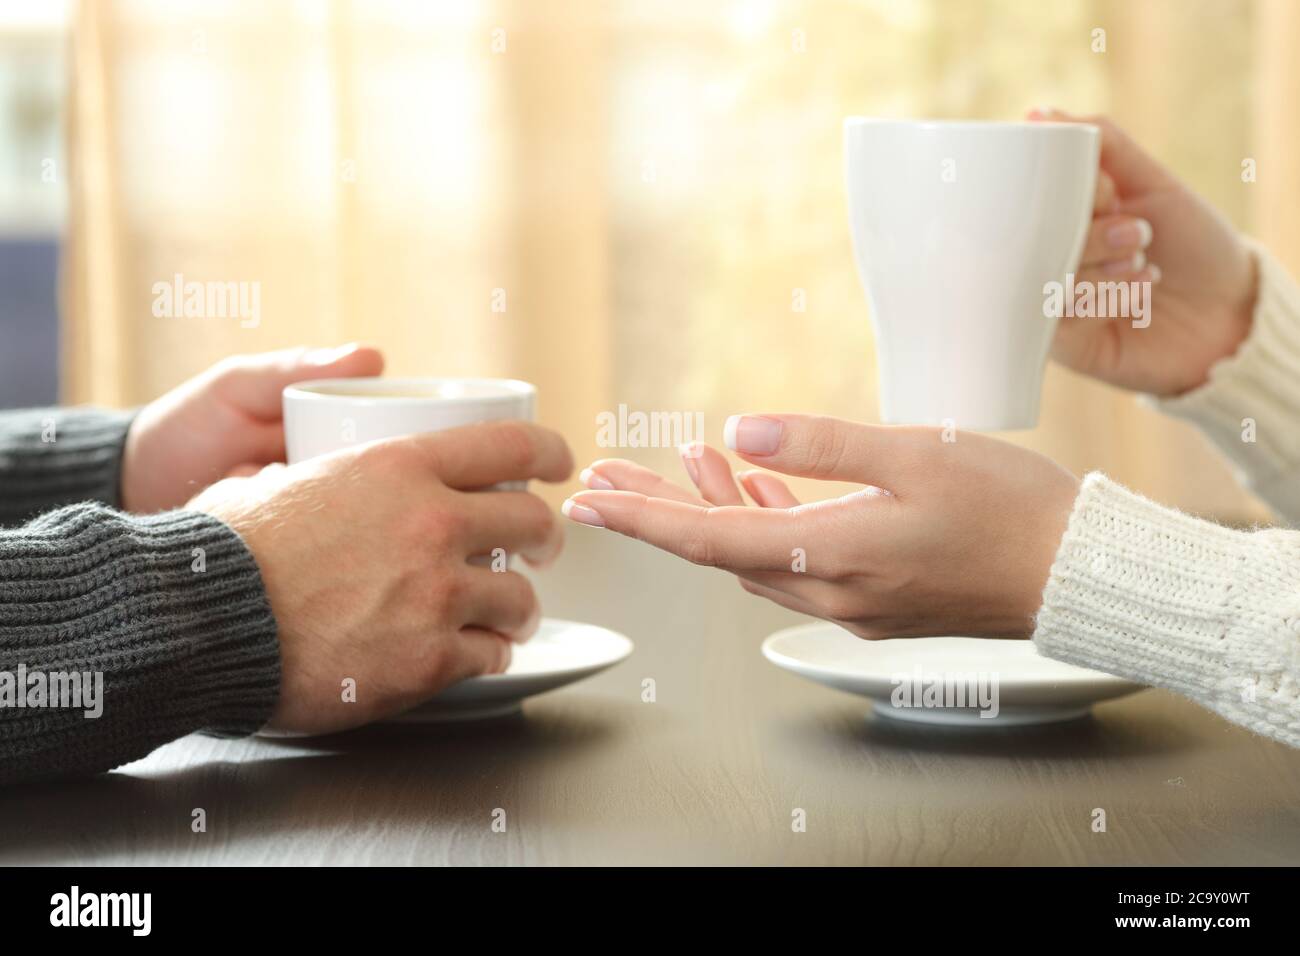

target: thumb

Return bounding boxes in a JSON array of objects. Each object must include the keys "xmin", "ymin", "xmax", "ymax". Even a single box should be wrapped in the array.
[
  {"xmin": 212, "ymin": 344, "xmax": 385, "ymax": 420},
  {"xmin": 722, "ymin": 414, "xmax": 917, "ymax": 485},
  {"xmin": 1028, "ymin": 108, "xmax": 1168, "ymax": 196}
]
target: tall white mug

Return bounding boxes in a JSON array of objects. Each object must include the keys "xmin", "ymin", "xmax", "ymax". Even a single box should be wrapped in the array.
[{"xmin": 844, "ymin": 118, "xmax": 1099, "ymax": 430}]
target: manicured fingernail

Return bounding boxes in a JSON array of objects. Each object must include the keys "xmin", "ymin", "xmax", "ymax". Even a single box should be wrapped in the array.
[
  {"xmin": 1105, "ymin": 218, "xmax": 1152, "ymax": 249},
  {"xmin": 1106, "ymin": 251, "xmax": 1145, "ymax": 274},
  {"xmin": 1148, "ymin": 263, "xmax": 1162, "ymax": 283},
  {"xmin": 561, "ymin": 497, "xmax": 605, "ymax": 528},
  {"xmin": 579, "ymin": 467, "xmax": 615, "ymax": 491},
  {"xmin": 723, "ymin": 415, "xmax": 783, "ymax": 455},
  {"xmin": 306, "ymin": 343, "xmax": 359, "ymax": 365},
  {"xmin": 678, "ymin": 443, "xmax": 702, "ymax": 485}
]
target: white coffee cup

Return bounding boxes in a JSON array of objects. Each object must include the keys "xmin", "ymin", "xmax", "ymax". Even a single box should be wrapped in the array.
[
  {"xmin": 844, "ymin": 118, "xmax": 1099, "ymax": 430},
  {"xmin": 283, "ymin": 377, "xmax": 536, "ymax": 467}
]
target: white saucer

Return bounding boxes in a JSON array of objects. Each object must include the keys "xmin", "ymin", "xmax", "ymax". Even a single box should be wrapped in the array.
[
  {"xmin": 390, "ymin": 618, "xmax": 634, "ymax": 723},
  {"xmin": 762, "ymin": 623, "xmax": 1145, "ymax": 727}
]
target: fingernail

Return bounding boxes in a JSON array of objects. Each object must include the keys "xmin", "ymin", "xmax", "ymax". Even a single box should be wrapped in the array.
[
  {"xmin": 1148, "ymin": 263, "xmax": 1162, "ymax": 283},
  {"xmin": 306, "ymin": 343, "xmax": 359, "ymax": 365},
  {"xmin": 1106, "ymin": 251, "xmax": 1145, "ymax": 274},
  {"xmin": 1105, "ymin": 218, "xmax": 1152, "ymax": 249},
  {"xmin": 723, "ymin": 415, "xmax": 783, "ymax": 456},
  {"xmin": 561, "ymin": 497, "xmax": 605, "ymax": 528},
  {"xmin": 579, "ymin": 467, "xmax": 615, "ymax": 491},
  {"xmin": 678, "ymin": 445, "xmax": 701, "ymax": 485}
]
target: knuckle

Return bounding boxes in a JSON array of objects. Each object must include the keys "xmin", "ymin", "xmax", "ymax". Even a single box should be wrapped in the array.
[
  {"xmin": 801, "ymin": 422, "xmax": 848, "ymax": 479},
  {"xmin": 423, "ymin": 504, "xmax": 469, "ymax": 546},
  {"xmin": 425, "ymin": 572, "xmax": 466, "ymax": 622},
  {"xmin": 492, "ymin": 421, "xmax": 539, "ymax": 472},
  {"xmin": 442, "ymin": 572, "xmax": 468, "ymax": 606},
  {"xmin": 359, "ymin": 437, "xmax": 411, "ymax": 474},
  {"xmin": 679, "ymin": 530, "xmax": 716, "ymax": 567}
]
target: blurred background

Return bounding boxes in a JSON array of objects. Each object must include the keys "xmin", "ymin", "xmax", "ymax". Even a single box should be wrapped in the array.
[
  {"xmin": 1, "ymin": 0, "xmax": 1296, "ymax": 520},
  {"xmin": 0, "ymin": 0, "xmax": 65, "ymax": 408}
]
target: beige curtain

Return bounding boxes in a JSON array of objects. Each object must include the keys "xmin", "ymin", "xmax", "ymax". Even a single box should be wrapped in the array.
[{"xmin": 65, "ymin": 0, "xmax": 1299, "ymax": 518}]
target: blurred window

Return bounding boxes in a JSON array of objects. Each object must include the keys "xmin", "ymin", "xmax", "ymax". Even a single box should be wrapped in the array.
[{"xmin": 0, "ymin": 0, "xmax": 69, "ymax": 408}]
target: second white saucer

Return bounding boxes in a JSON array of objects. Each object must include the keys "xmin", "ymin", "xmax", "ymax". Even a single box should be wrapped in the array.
[{"xmin": 762, "ymin": 622, "xmax": 1145, "ymax": 726}]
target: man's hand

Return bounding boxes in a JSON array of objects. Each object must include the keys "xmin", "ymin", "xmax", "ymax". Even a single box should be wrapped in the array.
[
  {"xmin": 566, "ymin": 414, "xmax": 1079, "ymax": 640},
  {"xmin": 121, "ymin": 344, "xmax": 384, "ymax": 513},
  {"xmin": 190, "ymin": 421, "xmax": 573, "ymax": 734}
]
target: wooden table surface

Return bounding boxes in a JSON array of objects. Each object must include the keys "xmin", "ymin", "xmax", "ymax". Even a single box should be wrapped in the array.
[{"xmin": 3, "ymin": 525, "xmax": 1299, "ymax": 866}]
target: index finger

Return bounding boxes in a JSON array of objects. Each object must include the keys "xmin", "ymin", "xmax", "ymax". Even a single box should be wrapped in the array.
[
  {"xmin": 561, "ymin": 489, "xmax": 801, "ymax": 572},
  {"xmin": 416, "ymin": 420, "xmax": 575, "ymax": 489}
]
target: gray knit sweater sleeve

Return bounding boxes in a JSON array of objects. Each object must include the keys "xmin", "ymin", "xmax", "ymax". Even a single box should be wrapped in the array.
[
  {"xmin": 0, "ymin": 409, "xmax": 281, "ymax": 785},
  {"xmin": 0, "ymin": 408, "xmax": 135, "ymax": 526}
]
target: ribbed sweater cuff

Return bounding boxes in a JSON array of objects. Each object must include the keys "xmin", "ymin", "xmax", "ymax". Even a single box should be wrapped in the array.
[
  {"xmin": 0, "ymin": 408, "xmax": 136, "ymax": 526},
  {"xmin": 1033, "ymin": 473, "xmax": 1300, "ymax": 746},
  {"xmin": 1149, "ymin": 239, "xmax": 1300, "ymax": 516},
  {"xmin": 0, "ymin": 504, "xmax": 280, "ymax": 783}
]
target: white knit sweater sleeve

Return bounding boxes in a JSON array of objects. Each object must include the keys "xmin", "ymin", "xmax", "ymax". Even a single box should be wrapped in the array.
[
  {"xmin": 1032, "ymin": 241, "xmax": 1300, "ymax": 747},
  {"xmin": 1033, "ymin": 473, "xmax": 1300, "ymax": 747},
  {"xmin": 1150, "ymin": 239, "xmax": 1300, "ymax": 521}
]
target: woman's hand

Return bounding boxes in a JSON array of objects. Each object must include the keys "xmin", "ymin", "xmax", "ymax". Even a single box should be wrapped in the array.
[
  {"xmin": 121, "ymin": 344, "xmax": 384, "ymax": 513},
  {"xmin": 564, "ymin": 415, "xmax": 1080, "ymax": 640},
  {"xmin": 1028, "ymin": 109, "xmax": 1258, "ymax": 397}
]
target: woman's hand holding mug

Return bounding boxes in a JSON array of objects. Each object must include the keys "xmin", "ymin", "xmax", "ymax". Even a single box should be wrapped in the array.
[{"xmin": 1029, "ymin": 109, "xmax": 1259, "ymax": 397}]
